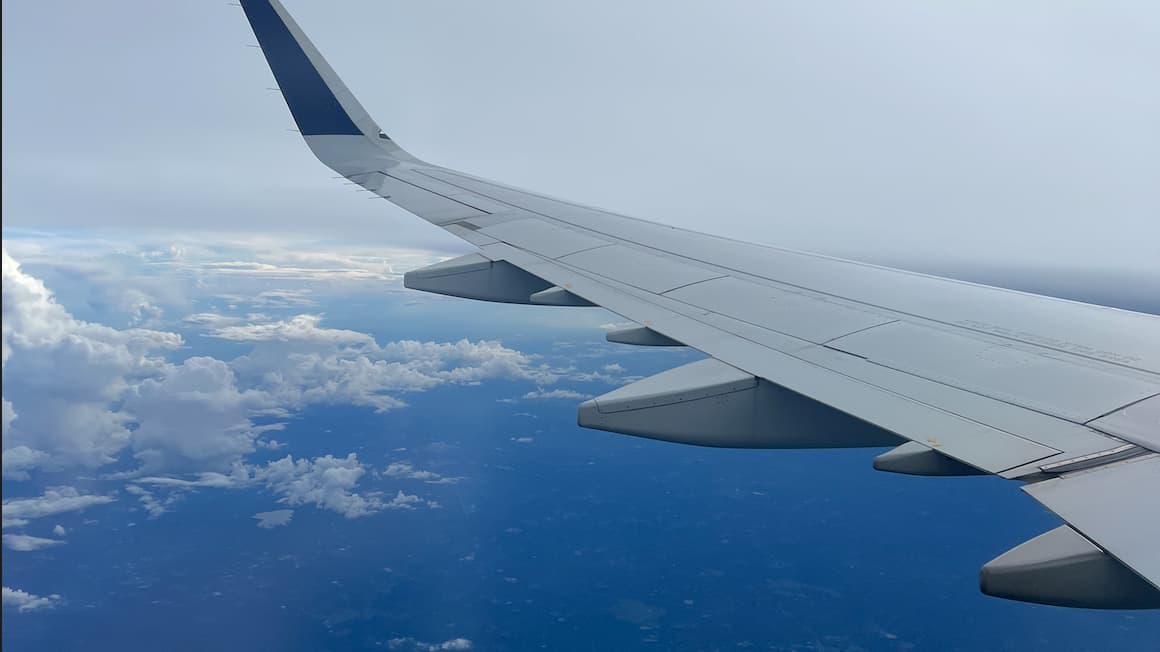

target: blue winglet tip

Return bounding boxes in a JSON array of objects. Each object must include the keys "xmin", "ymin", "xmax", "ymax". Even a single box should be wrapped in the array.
[{"xmin": 240, "ymin": 0, "xmax": 363, "ymax": 136}]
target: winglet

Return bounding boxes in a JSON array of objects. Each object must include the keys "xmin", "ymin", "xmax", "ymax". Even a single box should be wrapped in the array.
[
  {"xmin": 240, "ymin": 0, "xmax": 377, "ymax": 136},
  {"xmin": 239, "ymin": 0, "xmax": 418, "ymax": 173}
]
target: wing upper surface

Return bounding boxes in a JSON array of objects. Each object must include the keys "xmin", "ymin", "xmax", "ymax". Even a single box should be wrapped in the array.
[{"xmin": 239, "ymin": 0, "xmax": 1160, "ymax": 605}]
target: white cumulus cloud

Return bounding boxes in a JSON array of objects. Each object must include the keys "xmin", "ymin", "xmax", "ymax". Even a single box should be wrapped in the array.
[
  {"xmin": 2, "ymin": 248, "xmax": 180, "ymax": 473},
  {"xmin": 254, "ymin": 453, "xmax": 383, "ymax": 518},
  {"xmin": 2, "ymin": 487, "xmax": 116, "ymax": 525},
  {"xmin": 124, "ymin": 356, "xmax": 269, "ymax": 474},
  {"xmin": 384, "ymin": 490, "xmax": 440, "ymax": 510},
  {"xmin": 2, "ymin": 445, "xmax": 47, "ymax": 481},
  {"xmin": 253, "ymin": 509, "xmax": 294, "ymax": 529},
  {"xmin": 3, "ymin": 534, "xmax": 65, "ymax": 552},
  {"xmin": 383, "ymin": 462, "xmax": 459, "ymax": 484},
  {"xmin": 513, "ymin": 388, "xmax": 592, "ymax": 401},
  {"xmin": 2, "ymin": 586, "xmax": 61, "ymax": 613}
]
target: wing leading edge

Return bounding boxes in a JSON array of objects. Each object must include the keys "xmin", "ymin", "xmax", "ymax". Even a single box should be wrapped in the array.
[{"xmin": 238, "ymin": 0, "xmax": 1160, "ymax": 608}]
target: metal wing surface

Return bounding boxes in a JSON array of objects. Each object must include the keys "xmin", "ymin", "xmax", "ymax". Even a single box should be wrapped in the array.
[{"xmin": 239, "ymin": 0, "xmax": 1160, "ymax": 609}]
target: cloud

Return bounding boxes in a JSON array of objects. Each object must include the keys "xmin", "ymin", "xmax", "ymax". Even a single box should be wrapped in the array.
[
  {"xmin": 2, "ymin": 249, "xmax": 556, "ymax": 480},
  {"xmin": 174, "ymin": 244, "xmax": 445, "ymax": 286},
  {"xmin": 384, "ymin": 490, "xmax": 440, "ymax": 511},
  {"xmin": 514, "ymin": 388, "xmax": 592, "ymax": 401},
  {"xmin": 254, "ymin": 454, "xmax": 384, "ymax": 518},
  {"xmin": 253, "ymin": 509, "xmax": 294, "ymax": 529},
  {"xmin": 138, "ymin": 454, "xmax": 442, "ymax": 518},
  {"xmin": 182, "ymin": 312, "xmax": 269, "ymax": 328},
  {"xmin": 0, "ymin": 248, "xmax": 531, "ymax": 528},
  {"xmin": 248, "ymin": 289, "xmax": 318, "ymax": 309},
  {"xmin": 52, "ymin": 525, "xmax": 65, "ymax": 536},
  {"xmin": 2, "ymin": 248, "xmax": 181, "ymax": 473},
  {"xmin": 121, "ymin": 288, "xmax": 165, "ymax": 327},
  {"xmin": 2, "ymin": 400, "xmax": 16, "ymax": 436},
  {"xmin": 2, "ymin": 487, "xmax": 116, "ymax": 525},
  {"xmin": 388, "ymin": 637, "xmax": 473, "ymax": 651},
  {"xmin": 123, "ymin": 484, "xmax": 182, "ymax": 518},
  {"xmin": 568, "ymin": 362, "xmax": 638, "ymax": 385},
  {"xmin": 209, "ymin": 314, "xmax": 374, "ymax": 345},
  {"xmin": 2, "ymin": 446, "xmax": 47, "ymax": 481},
  {"xmin": 2, "ymin": 587, "xmax": 61, "ymax": 613},
  {"xmin": 222, "ymin": 317, "xmax": 557, "ymax": 413},
  {"xmin": 135, "ymin": 468, "xmax": 247, "ymax": 489},
  {"xmin": 0, "ymin": 239, "xmax": 189, "ymax": 330},
  {"xmin": 123, "ymin": 356, "xmax": 270, "ymax": 474},
  {"xmin": 0, "ymin": 235, "xmax": 451, "ymax": 328},
  {"xmin": 383, "ymin": 462, "xmax": 459, "ymax": 484},
  {"xmin": 3, "ymin": 534, "xmax": 65, "ymax": 552},
  {"xmin": 195, "ymin": 260, "xmax": 396, "ymax": 283}
]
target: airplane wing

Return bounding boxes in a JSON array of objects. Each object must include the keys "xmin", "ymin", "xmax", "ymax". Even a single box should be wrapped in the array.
[{"xmin": 238, "ymin": 0, "xmax": 1160, "ymax": 609}]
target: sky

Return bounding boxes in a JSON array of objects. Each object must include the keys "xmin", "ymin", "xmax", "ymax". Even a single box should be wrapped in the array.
[{"xmin": 2, "ymin": 0, "xmax": 1158, "ymax": 273}]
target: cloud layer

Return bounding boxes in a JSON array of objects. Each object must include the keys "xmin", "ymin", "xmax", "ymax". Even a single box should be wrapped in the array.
[
  {"xmin": 2, "ymin": 247, "xmax": 553, "ymax": 482},
  {"xmin": 0, "ymin": 244, "xmax": 568, "ymax": 549}
]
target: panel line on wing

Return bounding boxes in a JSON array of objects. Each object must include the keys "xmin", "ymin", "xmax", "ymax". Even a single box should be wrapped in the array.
[
  {"xmin": 419, "ymin": 168, "xmax": 1160, "ymax": 377},
  {"xmin": 1083, "ymin": 391, "xmax": 1160, "ymax": 425},
  {"xmin": 380, "ymin": 171, "xmax": 502, "ymax": 216}
]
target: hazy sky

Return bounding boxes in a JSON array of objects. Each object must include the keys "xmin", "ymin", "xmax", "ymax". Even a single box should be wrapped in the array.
[{"xmin": 3, "ymin": 0, "xmax": 1158, "ymax": 272}]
